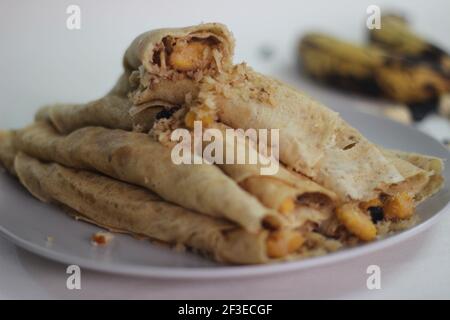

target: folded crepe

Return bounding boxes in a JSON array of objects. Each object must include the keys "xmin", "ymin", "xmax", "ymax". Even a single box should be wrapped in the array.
[
  {"xmin": 192, "ymin": 123, "xmax": 338, "ymax": 228},
  {"xmin": 35, "ymin": 95, "xmax": 165, "ymax": 134},
  {"xmin": 0, "ymin": 131, "xmax": 316, "ymax": 263},
  {"xmin": 13, "ymin": 152, "xmax": 305, "ymax": 264},
  {"xmin": 382, "ymin": 148, "xmax": 444, "ymax": 202},
  {"xmin": 14, "ymin": 121, "xmax": 284, "ymax": 233},
  {"xmin": 26, "ymin": 24, "xmax": 443, "ymax": 208},
  {"xmin": 35, "ymin": 100, "xmax": 340, "ymax": 231},
  {"xmin": 182, "ymin": 63, "xmax": 441, "ymax": 203},
  {"xmin": 125, "ymin": 23, "xmax": 234, "ymax": 107}
]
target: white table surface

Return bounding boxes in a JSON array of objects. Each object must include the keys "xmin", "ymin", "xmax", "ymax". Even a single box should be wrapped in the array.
[{"xmin": 0, "ymin": 0, "xmax": 449, "ymax": 299}]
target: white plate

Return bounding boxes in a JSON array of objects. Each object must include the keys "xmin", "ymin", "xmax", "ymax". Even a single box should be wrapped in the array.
[{"xmin": 0, "ymin": 108, "xmax": 449, "ymax": 279}]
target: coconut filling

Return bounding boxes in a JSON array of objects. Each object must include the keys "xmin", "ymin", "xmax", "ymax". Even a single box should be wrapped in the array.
[{"xmin": 128, "ymin": 36, "xmax": 225, "ymax": 127}]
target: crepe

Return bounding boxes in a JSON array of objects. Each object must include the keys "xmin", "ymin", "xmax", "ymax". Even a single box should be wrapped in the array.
[
  {"xmin": 183, "ymin": 64, "xmax": 426, "ymax": 201},
  {"xmin": 14, "ymin": 121, "xmax": 283, "ymax": 233},
  {"xmin": 13, "ymin": 152, "xmax": 287, "ymax": 264},
  {"xmin": 34, "ymin": 103, "xmax": 340, "ymax": 232},
  {"xmin": 0, "ymin": 132, "xmax": 304, "ymax": 263},
  {"xmin": 192, "ymin": 123, "xmax": 338, "ymax": 228},
  {"xmin": 35, "ymin": 95, "xmax": 164, "ymax": 134},
  {"xmin": 383, "ymin": 149, "xmax": 444, "ymax": 202},
  {"xmin": 125, "ymin": 23, "xmax": 235, "ymax": 107}
]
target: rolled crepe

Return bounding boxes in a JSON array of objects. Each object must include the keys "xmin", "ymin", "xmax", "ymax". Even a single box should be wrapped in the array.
[
  {"xmin": 30, "ymin": 96, "xmax": 338, "ymax": 229},
  {"xmin": 197, "ymin": 123, "xmax": 338, "ymax": 227},
  {"xmin": 35, "ymin": 95, "xmax": 165, "ymax": 134},
  {"xmin": 125, "ymin": 23, "xmax": 235, "ymax": 107},
  {"xmin": 383, "ymin": 149, "xmax": 444, "ymax": 202},
  {"xmin": 185, "ymin": 64, "xmax": 410, "ymax": 201},
  {"xmin": 0, "ymin": 133, "xmax": 303, "ymax": 263},
  {"xmin": 14, "ymin": 122, "xmax": 282, "ymax": 233},
  {"xmin": 14, "ymin": 152, "xmax": 289, "ymax": 264},
  {"xmin": 382, "ymin": 150, "xmax": 430, "ymax": 196}
]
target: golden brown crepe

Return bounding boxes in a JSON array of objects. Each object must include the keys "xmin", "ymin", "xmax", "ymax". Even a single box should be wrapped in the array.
[
  {"xmin": 35, "ymin": 95, "xmax": 164, "ymax": 134},
  {"xmin": 13, "ymin": 152, "xmax": 281, "ymax": 264},
  {"xmin": 34, "ymin": 100, "xmax": 340, "ymax": 232},
  {"xmin": 0, "ymin": 134, "xmax": 304, "ymax": 263},
  {"xmin": 383, "ymin": 149, "xmax": 444, "ymax": 202},
  {"xmin": 14, "ymin": 121, "xmax": 284, "ymax": 233},
  {"xmin": 125, "ymin": 23, "xmax": 234, "ymax": 107},
  {"xmin": 183, "ymin": 64, "xmax": 431, "ymax": 202},
  {"xmin": 194, "ymin": 123, "xmax": 338, "ymax": 228}
]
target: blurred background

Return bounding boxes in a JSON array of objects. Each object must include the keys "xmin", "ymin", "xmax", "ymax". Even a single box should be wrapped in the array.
[{"xmin": 0, "ymin": 0, "xmax": 449, "ymax": 141}]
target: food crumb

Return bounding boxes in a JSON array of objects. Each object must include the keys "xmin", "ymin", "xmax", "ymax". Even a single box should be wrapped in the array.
[{"xmin": 91, "ymin": 231, "xmax": 114, "ymax": 246}]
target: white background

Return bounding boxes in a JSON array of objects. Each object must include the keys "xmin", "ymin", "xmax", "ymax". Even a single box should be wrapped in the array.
[{"xmin": 0, "ymin": 0, "xmax": 449, "ymax": 299}]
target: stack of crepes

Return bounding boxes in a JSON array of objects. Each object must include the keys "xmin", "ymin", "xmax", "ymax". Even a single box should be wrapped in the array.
[{"xmin": 0, "ymin": 23, "xmax": 445, "ymax": 264}]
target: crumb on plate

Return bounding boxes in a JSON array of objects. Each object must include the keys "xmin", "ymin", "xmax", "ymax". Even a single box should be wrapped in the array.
[{"xmin": 91, "ymin": 231, "xmax": 114, "ymax": 246}]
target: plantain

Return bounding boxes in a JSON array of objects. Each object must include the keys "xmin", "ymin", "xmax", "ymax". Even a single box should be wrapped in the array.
[
  {"xmin": 369, "ymin": 14, "xmax": 450, "ymax": 76},
  {"xmin": 299, "ymin": 33, "xmax": 388, "ymax": 96},
  {"xmin": 299, "ymin": 32, "xmax": 450, "ymax": 112},
  {"xmin": 299, "ymin": 33, "xmax": 385, "ymax": 96}
]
